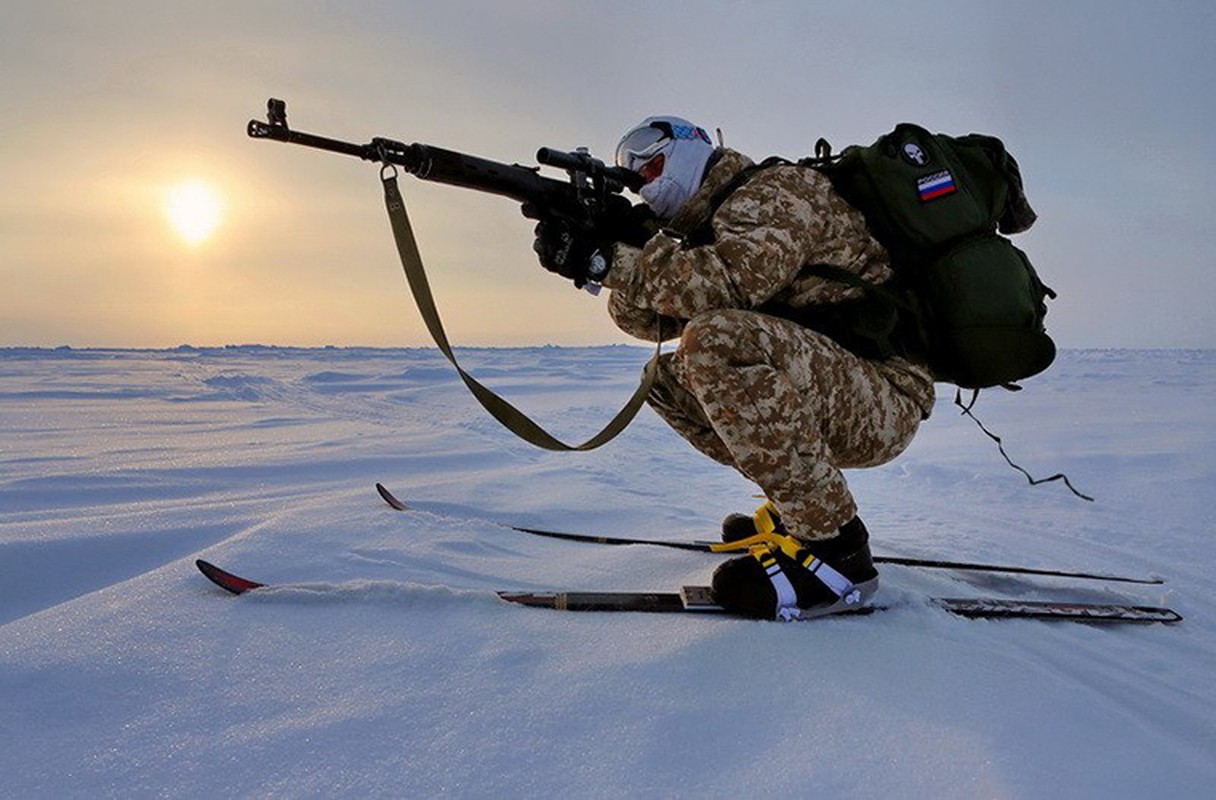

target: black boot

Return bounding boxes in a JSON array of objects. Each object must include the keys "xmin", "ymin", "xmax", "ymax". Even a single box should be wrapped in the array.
[{"xmin": 711, "ymin": 517, "xmax": 879, "ymax": 620}]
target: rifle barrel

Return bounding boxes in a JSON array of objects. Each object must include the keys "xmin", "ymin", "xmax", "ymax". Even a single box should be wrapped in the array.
[{"xmin": 248, "ymin": 119, "xmax": 374, "ymax": 161}]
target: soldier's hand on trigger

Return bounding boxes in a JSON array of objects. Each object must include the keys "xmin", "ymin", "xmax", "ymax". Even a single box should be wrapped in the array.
[{"xmin": 594, "ymin": 201, "xmax": 659, "ymax": 248}]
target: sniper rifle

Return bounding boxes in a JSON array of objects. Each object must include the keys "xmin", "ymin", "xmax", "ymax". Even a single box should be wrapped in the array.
[
  {"xmin": 248, "ymin": 98, "xmax": 642, "ymax": 230},
  {"xmin": 246, "ymin": 98, "xmax": 658, "ymax": 452}
]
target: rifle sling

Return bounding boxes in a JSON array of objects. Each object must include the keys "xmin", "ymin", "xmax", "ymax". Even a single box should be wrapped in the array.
[{"xmin": 381, "ymin": 169, "xmax": 660, "ymax": 452}]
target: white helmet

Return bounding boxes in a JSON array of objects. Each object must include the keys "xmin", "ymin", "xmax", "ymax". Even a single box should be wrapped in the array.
[{"xmin": 615, "ymin": 115, "xmax": 715, "ymax": 219}]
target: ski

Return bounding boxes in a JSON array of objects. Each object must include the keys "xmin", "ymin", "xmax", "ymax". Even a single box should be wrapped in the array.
[
  {"xmin": 196, "ymin": 559, "xmax": 265, "ymax": 594},
  {"xmin": 195, "ymin": 560, "xmax": 1182, "ymax": 624},
  {"xmin": 376, "ymin": 482, "xmax": 410, "ymax": 510},
  {"xmin": 500, "ymin": 588, "xmax": 1181, "ymax": 623},
  {"xmin": 374, "ymin": 483, "xmax": 1165, "ymax": 585},
  {"xmin": 499, "ymin": 587, "xmax": 1181, "ymax": 623}
]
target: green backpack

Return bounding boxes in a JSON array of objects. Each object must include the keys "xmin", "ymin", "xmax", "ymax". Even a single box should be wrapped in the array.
[{"xmin": 804, "ymin": 123, "xmax": 1056, "ymax": 389}]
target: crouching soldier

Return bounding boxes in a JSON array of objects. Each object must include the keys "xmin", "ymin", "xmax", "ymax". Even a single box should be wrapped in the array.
[{"xmin": 531, "ymin": 116, "xmax": 935, "ymax": 620}]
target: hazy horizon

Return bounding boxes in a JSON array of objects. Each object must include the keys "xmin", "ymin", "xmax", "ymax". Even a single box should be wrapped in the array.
[{"xmin": 3, "ymin": 1, "xmax": 1214, "ymax": 349}]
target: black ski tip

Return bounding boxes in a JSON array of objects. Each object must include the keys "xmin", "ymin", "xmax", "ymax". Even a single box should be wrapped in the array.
[
  {"xmin": 375, "ymin": 482, "xmax": 410, "ymax": 511},
  {"xmin": 196, "ymin": 559, "xmax": 265, "ymax": 595}
]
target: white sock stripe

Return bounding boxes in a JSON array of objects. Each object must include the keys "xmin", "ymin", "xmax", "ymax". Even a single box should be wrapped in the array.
[
  {"xmin": 760, "ymin": 546, "xmax": 862, "ymax": 618},
  {"xmin": 770, "ymin": 570, "xmax": 798, "ymax": 613},
  {"xmin": 812, "ymin": 561, "xmax": 856, "ymax": 598}
]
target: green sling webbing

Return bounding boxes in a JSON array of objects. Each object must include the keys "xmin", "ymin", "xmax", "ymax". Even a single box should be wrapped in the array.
[{"xmin": 380, "ymin": 167, "xmax": 661, "ymax": 452}]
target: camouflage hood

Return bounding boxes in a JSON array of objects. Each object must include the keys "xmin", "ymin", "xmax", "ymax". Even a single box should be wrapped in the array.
[{"xmin": 664, "ymin": 149, "xmax": 755, "ymax": 237}]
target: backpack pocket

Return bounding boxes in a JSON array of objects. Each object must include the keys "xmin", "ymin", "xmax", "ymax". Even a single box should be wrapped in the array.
[{"xmin": 920, "ymin": 236, "xmax": 1056, "ymax": 388}]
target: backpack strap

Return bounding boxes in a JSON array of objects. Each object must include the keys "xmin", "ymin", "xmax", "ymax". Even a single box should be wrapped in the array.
[
  {"xmin": 798, "ymin": 262, "xmax": 914, "ymax": 314},
  {"xmin": 791, "ymin": 263, "xmax": 924, "ymax": 362},
  {"xmin": 953, "ymin": 388, "xmax": 1095, "ymax": 501}
]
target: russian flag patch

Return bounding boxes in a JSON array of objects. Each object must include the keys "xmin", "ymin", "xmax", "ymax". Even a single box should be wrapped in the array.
[{"xmin": 917, "ymin": 170, "xmax": 957, "ymax": 201}]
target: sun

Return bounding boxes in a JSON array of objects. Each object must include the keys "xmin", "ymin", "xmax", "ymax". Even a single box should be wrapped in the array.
[{"xmin": 165, "ymin": 180, "xmax": 223, "ymax": 245}]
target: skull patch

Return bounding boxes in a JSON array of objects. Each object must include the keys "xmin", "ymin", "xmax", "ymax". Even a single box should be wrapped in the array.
[{"xmin": 901, "ymin": 142, "xmax": 929, "ymax": 166}]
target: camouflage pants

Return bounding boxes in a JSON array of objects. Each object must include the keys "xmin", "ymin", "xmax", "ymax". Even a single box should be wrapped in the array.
[{"xmin": 648, "ymin": 309, "xmax": 926, "ymax": 540}]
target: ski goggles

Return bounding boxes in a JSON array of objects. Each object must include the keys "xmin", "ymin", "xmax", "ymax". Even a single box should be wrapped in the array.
[
  {"xmin": 615, "ymin": 121, "xmax": 712, "ymax": 170},
  {"xmin": 615, "ymin": 123, "xmax": 674, "ymax": 170}
]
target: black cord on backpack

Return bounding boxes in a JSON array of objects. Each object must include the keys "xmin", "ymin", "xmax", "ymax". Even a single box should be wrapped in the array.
[{"xmin": 954, "ymin": 389, "xmax": 1095, "ymax": 502}]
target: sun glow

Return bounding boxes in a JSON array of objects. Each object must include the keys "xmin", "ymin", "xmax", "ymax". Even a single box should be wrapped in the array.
[{"xmin": 165, "ymin": 180, "xmax": 223, "ymax": 245}]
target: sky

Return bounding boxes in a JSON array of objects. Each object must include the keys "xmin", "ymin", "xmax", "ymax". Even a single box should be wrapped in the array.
[{"xmin": 2, "ymin": 1, "xmax": 1214, "ymax": 349}]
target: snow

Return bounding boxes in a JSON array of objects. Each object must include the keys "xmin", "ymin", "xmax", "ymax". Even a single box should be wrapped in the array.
[{"xmin": 1, "ymin": 346, "xmax": 1213, "ymax": 798}]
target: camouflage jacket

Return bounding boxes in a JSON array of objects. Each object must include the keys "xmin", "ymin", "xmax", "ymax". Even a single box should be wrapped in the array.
[{"xmin": 603, "ymin": 149, "xmax": 935, "ymax": 414}]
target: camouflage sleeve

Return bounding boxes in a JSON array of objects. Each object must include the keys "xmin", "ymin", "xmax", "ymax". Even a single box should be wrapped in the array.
[
  {"xmin": 605, "ymin": 273, "xmax": 686, "ymax": 342},
  {"xmin": 603, "ymin": 166, "xmax": 883, "ymax": 324}
]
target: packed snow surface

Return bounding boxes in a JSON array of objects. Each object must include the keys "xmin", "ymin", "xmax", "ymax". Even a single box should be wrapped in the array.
[{"xmin": 1, "ymin": 346, "xmax": 1213, "ymax": 798}]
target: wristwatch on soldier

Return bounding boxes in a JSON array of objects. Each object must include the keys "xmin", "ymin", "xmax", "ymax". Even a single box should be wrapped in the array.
[{"xmin": 586, "ymin": 248, "xmax": 612, "ymax": 283}]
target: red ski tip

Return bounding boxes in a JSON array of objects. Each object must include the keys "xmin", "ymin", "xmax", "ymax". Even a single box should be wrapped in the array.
[{"xmin": 196, "ymin": 559, "xmax": 265, "ymax": 595}]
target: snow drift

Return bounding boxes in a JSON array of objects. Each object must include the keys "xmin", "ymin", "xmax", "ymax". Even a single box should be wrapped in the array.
[{"xmin": 1, "ymin": 346, "xmax": 1213, "ymax": 797}]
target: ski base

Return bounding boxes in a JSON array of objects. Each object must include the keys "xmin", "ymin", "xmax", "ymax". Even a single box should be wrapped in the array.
[{"xmin": 931, "ymin": 597, "xmax": 1182, "ymax": 623}]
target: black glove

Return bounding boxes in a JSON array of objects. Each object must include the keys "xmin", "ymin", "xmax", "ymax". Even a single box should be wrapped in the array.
[
  {"xmin": 594, "ymin": 200, "xmax": 659, "ymax": 248},
  {"xmin": 532, "ymin": 217, "xmax": 610, "ymax": 288}
]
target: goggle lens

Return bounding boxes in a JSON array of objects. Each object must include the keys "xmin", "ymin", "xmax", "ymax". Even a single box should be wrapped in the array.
[
  {"xmin": 638, "ymin": 153, "xmax": 666, "ymax": 184},
  {"xmin": 614, "ymin": 124, "xmax": 672, "ymax": 169}
]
